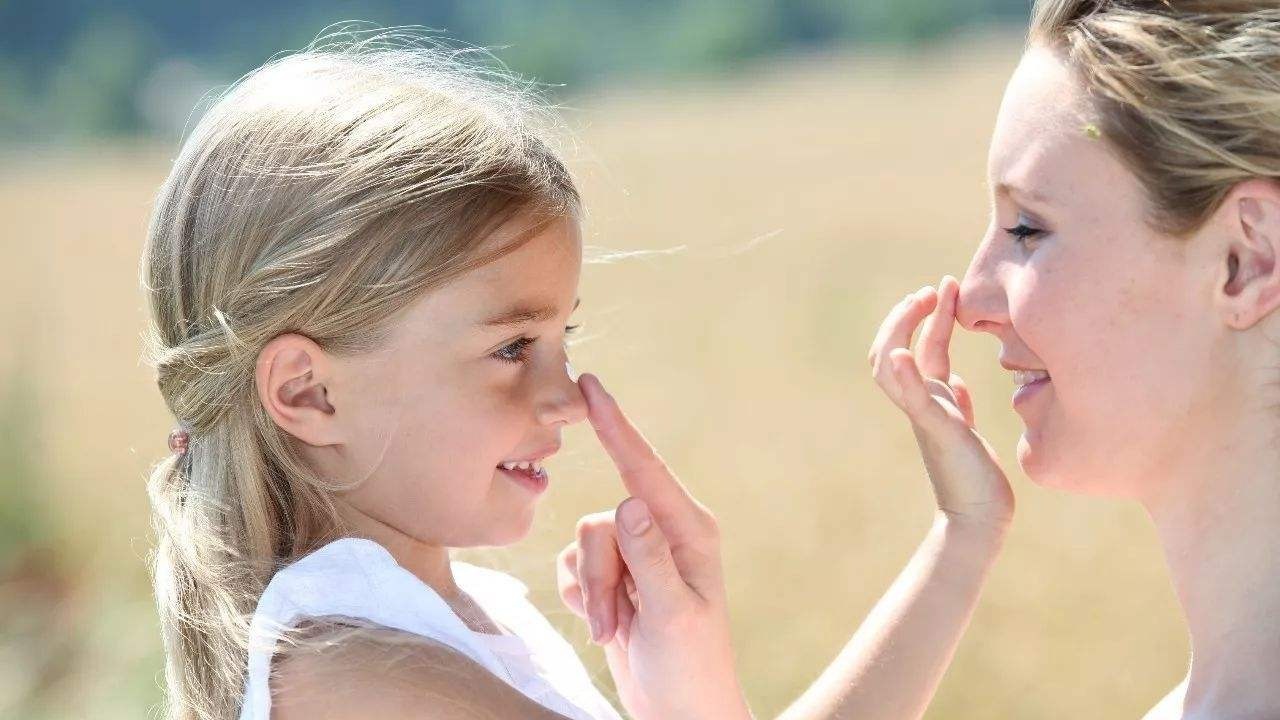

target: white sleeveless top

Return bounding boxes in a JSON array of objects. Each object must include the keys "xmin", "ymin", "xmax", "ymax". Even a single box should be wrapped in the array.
[{"xmin": 239, "ymin": 537, "xmax": 623, "ymax": 720}]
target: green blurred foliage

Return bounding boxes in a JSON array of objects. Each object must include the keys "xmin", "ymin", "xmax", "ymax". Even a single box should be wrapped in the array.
[{"xmin": 0, "ymin": 0, "xmax": 1033, "ymax": 141}]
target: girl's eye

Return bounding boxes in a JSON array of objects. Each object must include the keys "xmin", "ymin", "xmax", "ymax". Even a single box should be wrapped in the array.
[
  {"xmin": 492, "ymin": 337, "xmax": 535, "ymax": 364},
  {"xmin": 492, "ymin": 325, "xmax": 580, "ymax": 364}
]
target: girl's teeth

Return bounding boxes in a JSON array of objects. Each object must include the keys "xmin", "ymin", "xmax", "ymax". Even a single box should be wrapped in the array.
[{"xmin": 499, "ymin": 459, "xmax": 547, "ymax": 474}]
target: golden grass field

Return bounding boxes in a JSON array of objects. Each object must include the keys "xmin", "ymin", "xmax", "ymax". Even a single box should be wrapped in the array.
[{"xmin": 0, "ymin": 34, "xmax": 1187, "ymax": 719}]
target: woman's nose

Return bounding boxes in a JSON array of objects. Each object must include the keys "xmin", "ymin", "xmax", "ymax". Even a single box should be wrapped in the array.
[
  {"xmin": 956, "ymin": 241, "xmax": 1009, "ymax": 334},
  {"xmin": 536, "ymin": 360, "xmax": 588, "ymax": 427}
]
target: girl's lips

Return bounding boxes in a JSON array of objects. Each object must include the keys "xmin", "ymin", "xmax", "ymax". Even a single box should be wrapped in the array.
[
  {"xmin": 498, "ymin": 464, "xmax": 549, "ymax": 494},
  {"xmin": 1013, "ymin": 376, "xmax": 1052, "ymax": 408}
]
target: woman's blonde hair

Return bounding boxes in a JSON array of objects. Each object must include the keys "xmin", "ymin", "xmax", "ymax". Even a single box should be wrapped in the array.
[
  {"xmin": 1030, "ymin": 0, "xmax": 1280, "ymax": 234},
  {"xmin": 141, "ymin": 29, "xmax": 578, "ymax": 720}
]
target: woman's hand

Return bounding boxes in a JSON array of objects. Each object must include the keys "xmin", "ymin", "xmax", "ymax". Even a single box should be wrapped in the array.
[
  {"xmin": 555, "ymin": 374, "xmax": 752, "ymax": 720},
  {"xmin": 867, "ymin": 276, "xmax": 1014, "ymax": 533}
]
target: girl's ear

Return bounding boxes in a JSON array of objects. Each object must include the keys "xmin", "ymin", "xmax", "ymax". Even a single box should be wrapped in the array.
[
  {"xmin": 255, "ymin": 333, "xmax": 340, "ymax": 446},
  {"xmin": 1216, "ymin": 179, "xmax": 1280, "ymax": 330}
]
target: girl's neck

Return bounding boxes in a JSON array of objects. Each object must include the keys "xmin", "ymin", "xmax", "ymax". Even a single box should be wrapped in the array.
[
  {"xmin": 1142, "ymin": 424, "xmax": 1280, "ymax": 718},
  {"xmin": 331, "ymin": 498, "xmax": 460, "ymax": 598}
]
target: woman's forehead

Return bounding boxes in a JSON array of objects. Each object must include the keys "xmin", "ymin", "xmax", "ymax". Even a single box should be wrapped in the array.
[{"xmin": 988, "ymin": 49, "xmax": 1130, "ymax": 210}]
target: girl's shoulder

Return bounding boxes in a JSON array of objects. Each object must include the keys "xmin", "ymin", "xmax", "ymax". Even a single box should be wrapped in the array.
[
  {"xmin": 270, "ymin": 623, "xmax": 569, "ymax": 720},
  {"xmin": 254, "ymin": 537, "xmax": 497, "ymax": 653},
  {"xmin": 246, "ymin": 538, "xmax": 621, "ymax": 720},
  {"xmin": 242, "ymin": 538, "xmax": 522, "ymax": 718}
]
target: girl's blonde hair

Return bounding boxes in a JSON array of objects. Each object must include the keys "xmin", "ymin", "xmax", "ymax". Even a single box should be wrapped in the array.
[
  {"xmin": 1030, "ymin": 0, "xmax": 1280, "ymax": 234},
  {"xmin": 141, "ymin": 29, "xmax": 578, "ymax": 720}
]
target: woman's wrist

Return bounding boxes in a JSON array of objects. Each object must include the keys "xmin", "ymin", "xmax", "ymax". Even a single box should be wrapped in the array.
[{"xmin": 932, "ymin": 510, "xmax": 1010, "ymax": 569}]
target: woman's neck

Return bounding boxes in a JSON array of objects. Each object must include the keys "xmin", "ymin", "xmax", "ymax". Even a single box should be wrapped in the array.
[
  {"xmin": 1143, "ymin": 425, "xmax": 1280, "ymax": 718},
  {"xmin": 331, "ymin": 498, "xmax": 460, "ymax": 598}
]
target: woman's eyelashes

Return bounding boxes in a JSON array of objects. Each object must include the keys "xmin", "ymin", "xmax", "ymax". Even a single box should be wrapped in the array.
[
  {"xmin": 491, "ymin": 325, "xmax": 580, "ymax": 364},
  {"xmin": 1002, "ymin": 213, "xmax": 1047, "ymax": 245}
]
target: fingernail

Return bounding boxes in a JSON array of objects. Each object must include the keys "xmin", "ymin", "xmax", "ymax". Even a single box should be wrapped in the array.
[
  {"xmin": 586, "ymin": 373, "xmax": 612, "ymax": 399},
  {"xmin": 621, "ymin": 499, "xmax": 652, "ymax": 536},
  {"xmin": 590, "ymin": 616, "xmax": 603, "ymax": 643}
]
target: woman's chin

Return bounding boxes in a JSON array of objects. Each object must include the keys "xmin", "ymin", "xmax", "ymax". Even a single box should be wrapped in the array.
[
  {"xmin": 1017, "ymin": 431, "xmax": 1136, "ymax": 497},
  {"xmin": 1016, "ymin": 432, "xmax": 1052, "ymax": 483},
  {"xmin": 1017, "ymin": 428, "xmax": 1082, "ymax": 491}
]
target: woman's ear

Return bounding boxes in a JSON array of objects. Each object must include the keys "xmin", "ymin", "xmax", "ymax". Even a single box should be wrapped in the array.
[
  {"xmin": 1216, "ymin": 179, "xmax": 1280, "ymax": 330},
  {"xmin": 255, "ymin": 333, "xmax": 340, "ymax": 446}
]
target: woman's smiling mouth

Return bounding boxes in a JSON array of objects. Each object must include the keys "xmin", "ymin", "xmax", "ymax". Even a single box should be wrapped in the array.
[
  {"xmin": 1010, "ymin": 369, "xmax": 1052, "ymax": 408},
  {"xmin": 1002, "ymin": 361, "xmax": 1052, "ymax": 409}
]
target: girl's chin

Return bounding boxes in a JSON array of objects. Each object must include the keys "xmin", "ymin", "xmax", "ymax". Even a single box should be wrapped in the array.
[{"xmin": 483, "ymin": 507, "xmax": 538, "ymax": 547}]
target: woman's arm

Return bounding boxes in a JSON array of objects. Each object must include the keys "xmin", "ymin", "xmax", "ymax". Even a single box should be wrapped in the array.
[
  {"xmin": 776, "ymin": 512, "xmax": 1006, "ymax": 720},
  {"xmin": 775, "ymin": 276, "xmax": 1014, "ymax": 720},
  {"xmin": 563, "ymin": 277, "xmax": 1014, "ymax": 720}
]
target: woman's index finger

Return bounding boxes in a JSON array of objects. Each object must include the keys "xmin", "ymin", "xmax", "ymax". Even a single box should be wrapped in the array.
[{"xmin": 917, "ymin": 276, "xmax": 958, "ymax": 381}]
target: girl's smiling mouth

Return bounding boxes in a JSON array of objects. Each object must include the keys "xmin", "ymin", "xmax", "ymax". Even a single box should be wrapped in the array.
[
  {"xmin": 498, "ymin": 463, "xmax": 550, "ymax": 493},
  {"xmin": 497, "ymin": 446, "xmax": 559, "ymax": 493}
]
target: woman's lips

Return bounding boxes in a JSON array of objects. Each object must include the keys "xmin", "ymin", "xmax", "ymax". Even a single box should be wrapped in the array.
[{"xmin": 1013, "ymin": 375, "xmax": 1052, "ymax": 408}]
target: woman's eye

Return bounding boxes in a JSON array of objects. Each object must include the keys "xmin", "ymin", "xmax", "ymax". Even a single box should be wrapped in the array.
[{"xmin": 1002, "ymin": 217, "xmax": 1046, "ymax": 244}]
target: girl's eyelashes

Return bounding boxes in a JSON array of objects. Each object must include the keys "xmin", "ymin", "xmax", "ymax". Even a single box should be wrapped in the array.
[
  {"xmin": 491, "ymin": 325, "xmax": 580, "ymax": 364},
  {"xmin": 492, "ymin": 337, "xmax": 536, "ymax": 364}
]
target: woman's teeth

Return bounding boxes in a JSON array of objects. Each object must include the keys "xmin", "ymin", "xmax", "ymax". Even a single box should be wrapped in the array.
[
  {"xmin": 500, "ymin": 460, "xmax": 544, "ymax": 474},
  {"xmin": 1012, "ymin": 369, "xmax": 1050, "ymax": 386}
]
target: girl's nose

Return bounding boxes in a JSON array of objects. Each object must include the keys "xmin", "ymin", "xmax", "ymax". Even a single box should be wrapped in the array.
[
  {"xmin": 536, "ymin": 361, "xmax": 588, "ymax": 427},
  {"xmin": 956, "ymin": 242, "xmax": 1009, "ymax": 335}
]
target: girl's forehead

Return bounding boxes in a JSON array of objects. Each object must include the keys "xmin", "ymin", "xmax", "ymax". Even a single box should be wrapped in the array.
[
  {"xmin": 388, "ymin": 217, "xmax": 583, "ymax": 342},
  {"xmin": 474, "ymin": 215, "xmax": 583, "ymax": 277}
]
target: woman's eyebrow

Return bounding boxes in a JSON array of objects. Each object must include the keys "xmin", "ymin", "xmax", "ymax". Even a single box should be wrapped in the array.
[
  {"xmin": 994, "ymin": 179, "xmax": 1055, "ymax": 207},
  {"xmin": 480, "ymin": 297, "xmax": 580, "ymax": 328}
]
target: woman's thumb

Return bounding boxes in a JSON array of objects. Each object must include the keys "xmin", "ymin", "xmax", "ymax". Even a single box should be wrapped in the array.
[{"xmin": 615, "ymin": 497, "xmax": 688, "ymax": 617}]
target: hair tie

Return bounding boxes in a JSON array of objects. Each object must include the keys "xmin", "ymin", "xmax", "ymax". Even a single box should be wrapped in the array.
[{"xmin": 168, "ymin": 428, "xmax": 190, "ymax": 456}]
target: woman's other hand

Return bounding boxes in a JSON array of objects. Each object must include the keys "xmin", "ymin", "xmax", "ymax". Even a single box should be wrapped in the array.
[{"xmin": 867, "ymin": 276, "xmax": 1015, "ymax": 533}]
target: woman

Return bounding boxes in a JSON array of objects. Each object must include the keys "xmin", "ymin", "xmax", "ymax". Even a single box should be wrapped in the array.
[{"xmin": 560, "ymin": 1, "xmax": 1280, "ymax": 717}]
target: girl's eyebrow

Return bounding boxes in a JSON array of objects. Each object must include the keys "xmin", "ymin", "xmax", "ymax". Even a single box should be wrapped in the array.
[{"xmin": 481, "ymin": 297, "xmax": 580, "ymax": 328}]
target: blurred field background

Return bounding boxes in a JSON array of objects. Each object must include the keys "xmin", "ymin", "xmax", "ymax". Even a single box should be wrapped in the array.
[{"xmin": 1, "ymin": 3, "xmax": 1186, "ymax": 719}]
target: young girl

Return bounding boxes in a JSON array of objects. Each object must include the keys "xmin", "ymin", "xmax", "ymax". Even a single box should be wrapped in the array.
[
  {"xmin": 144, "ymin": 31, "xmax": 1011, "ymax": 720},
  {"xmin": 142, "ymin": 33, "xmax": 625, "ymax": 720}
]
